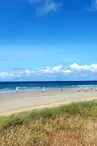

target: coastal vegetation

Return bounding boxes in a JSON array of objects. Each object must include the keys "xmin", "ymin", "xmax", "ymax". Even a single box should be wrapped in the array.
[{"xmin": 1, "ymin": 100, "xmax": 97, "ymax": 145}]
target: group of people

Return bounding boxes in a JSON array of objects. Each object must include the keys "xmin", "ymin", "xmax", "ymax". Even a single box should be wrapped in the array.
[
  {"xmin": 16, "ymin": 87, "xmax": 96, "ymax": 93},
  {"xmin": 78, "ymin": 87, "xmax": 97, "ymax": 92},
  {"xmin": 16, "ymin": 87, "xmax": 45, "ymax": 93}
]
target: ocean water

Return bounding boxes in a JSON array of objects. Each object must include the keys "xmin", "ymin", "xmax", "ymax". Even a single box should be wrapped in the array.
[{"xmin": 0, "ymin": 81, "xmax": 97, "ymax": 93}]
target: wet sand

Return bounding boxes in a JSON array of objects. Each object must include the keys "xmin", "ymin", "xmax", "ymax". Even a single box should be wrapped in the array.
[{"xmin": 0, "ymin": 88, "xmax": 97, "ymax": 116}]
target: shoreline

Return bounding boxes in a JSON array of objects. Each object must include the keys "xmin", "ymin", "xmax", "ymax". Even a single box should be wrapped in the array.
[
  {"xmin": 0, "ymin": 88, "xmax": 97, "ymax": 116},
  {"xmin": 0, "ymin": 85, "xmax": 97, "ymax": 94}
]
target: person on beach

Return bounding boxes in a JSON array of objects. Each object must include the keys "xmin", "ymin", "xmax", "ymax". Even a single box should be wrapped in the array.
[
  {"xmin": 61, "ymin": 88, "xmax": 63, "ymax": 91},
  {"xmin": 16, "ymin": 87, "xmax": 19, "ymax": 92},
  {"xmin": 42, "ymin": 87, "xmax": 45, "ymax": 93},
  {"xmin": 78, "ymin": 88, "xmax": 80, "ymax": 92},
  {"xmin": 85, "ymin": 87, "xmax": 88, "ymax": 91}
]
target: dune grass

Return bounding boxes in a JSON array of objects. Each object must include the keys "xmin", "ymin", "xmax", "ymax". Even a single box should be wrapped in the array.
[{"xmin": 1, "ymin": 100, "xmax": 97, "ymax": 145}]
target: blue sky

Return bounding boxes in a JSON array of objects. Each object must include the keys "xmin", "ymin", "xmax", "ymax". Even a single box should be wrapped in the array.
[{"xmin": 0, "ymin": 0, "xmax": 97, "ymax": 81}]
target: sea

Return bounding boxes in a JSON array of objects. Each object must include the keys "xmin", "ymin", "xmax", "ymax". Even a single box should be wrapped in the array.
[{"xmin": 0, "ymin": 81, "xmax": 97, "ymax": 93}]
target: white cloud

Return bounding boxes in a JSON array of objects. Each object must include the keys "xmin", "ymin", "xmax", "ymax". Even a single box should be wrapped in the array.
[
  {"xmin": 36, "ymin": 0, "xmax": 62, "ymax": 15},
  {"xmin": 92, "ymin": 0, "xmax": 97, "ymax": 10},
  {"xmin": 28, "ymin": 0, "xmax": 62, "ymax": 15},
  {"xmin": 89, "ymin": 64, "xmax": 97, "ymax": 72},
  {"xmin": 0, "ymin": 72, "xmax": 10, "ymax": 79},
  {"xmin": 52, "ymin": 65, "xmax": 63, "ymax": 73},
  {"xmin": 63, "ymin": 70, "xmax": 72, "ymax": 74},
  {"xmin": 1, "ymin": 63, "xmax": 97, "ymax": 80},
  {"xmin": 69, "ymin": 63, "xmax": 89, "ymax": 71},
  {"xmin": 24, "ymin": 70, "xmax": 34, "ymax": 75},
  {"xmin": 87, "ymin": 0, "xmax": 97, "ymax": 11},
  {"xmin": 69, "ymin": 63, "xmax": 97, "ymax": 72},
  {"xmin": 38, "ymin": 67, "xmax": 51, "ymax": 74}
]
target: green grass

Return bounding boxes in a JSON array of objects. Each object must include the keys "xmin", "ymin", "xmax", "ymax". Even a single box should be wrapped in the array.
[
  {"xmin": 1, "ymin": 100, "xmax": 97, "ymax": 146},
  {"xmin": 1, "ymin": 100, "xmax": 97, "ymax": 129}
]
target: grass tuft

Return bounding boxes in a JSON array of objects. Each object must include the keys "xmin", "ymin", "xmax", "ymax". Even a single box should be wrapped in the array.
[{"xmin": 1, "ymin": 100, "xmax": 97, "ymax": 145}]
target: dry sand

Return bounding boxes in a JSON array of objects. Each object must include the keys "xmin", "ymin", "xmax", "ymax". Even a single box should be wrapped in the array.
[{"xmin": 0, "ymin": 88, "xmax": 97, "ymax": 116}]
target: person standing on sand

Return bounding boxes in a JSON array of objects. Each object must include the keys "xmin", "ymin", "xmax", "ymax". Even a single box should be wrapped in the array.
[
  {"xmin": 61, "ymin": 88, "xmax": 63, "ymax": 91},
  {"xmin": 16, "ymin": 87, "xmax": 19, "ymax": 92},
  {"xmin": 42, "ymin": 87, "xmax": 45, "ymax": 93}
]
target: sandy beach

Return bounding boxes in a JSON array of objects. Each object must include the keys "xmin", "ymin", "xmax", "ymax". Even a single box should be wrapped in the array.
[{"xmin": 0, "ymin": 88, "xmax": 97, "ymax": 116}]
